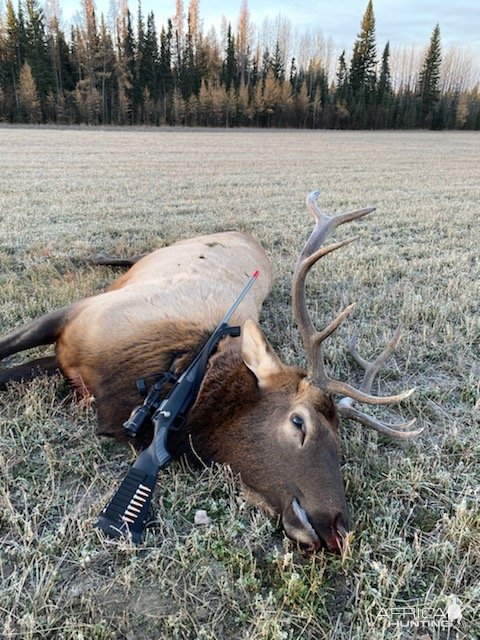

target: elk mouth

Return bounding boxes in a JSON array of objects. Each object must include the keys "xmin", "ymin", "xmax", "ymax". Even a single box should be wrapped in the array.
[{"xmin": 285, "ymin": 499, "xmax": 348, "ymax": 554}]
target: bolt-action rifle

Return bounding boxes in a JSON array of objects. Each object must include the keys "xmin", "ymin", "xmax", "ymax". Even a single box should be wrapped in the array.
[{"xmin": 96, "ymin": 271, "xmax": 259, "ymax": 543}]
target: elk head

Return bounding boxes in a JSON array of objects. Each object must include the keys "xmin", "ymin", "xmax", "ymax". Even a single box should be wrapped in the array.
[{"xmin": 204, "ymin": 191, "xmax": 420, "ymax": 553}]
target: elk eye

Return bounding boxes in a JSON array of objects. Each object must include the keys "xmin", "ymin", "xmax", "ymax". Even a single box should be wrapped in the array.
[{"xmin": 291, "ymin": 414, "xmax": 305, "ymax": 430}]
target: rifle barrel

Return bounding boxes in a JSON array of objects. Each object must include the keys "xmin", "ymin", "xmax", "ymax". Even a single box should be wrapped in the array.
[{"xmin": 221, "ymin": 270, "xmax": 259, "ymax": 326}]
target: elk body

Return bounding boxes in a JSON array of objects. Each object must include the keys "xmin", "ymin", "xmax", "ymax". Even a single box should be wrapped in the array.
[{"xmin": 0, "ymin": 192, "xmax": 419, "ymax": 553}]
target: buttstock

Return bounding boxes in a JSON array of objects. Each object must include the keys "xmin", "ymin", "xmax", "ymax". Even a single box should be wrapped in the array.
[{"xmin": 96, "ymin": 461, "xmax": 158, "ymax": 543}]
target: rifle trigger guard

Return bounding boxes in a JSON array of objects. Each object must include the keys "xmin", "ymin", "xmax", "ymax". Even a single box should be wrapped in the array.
[{"xmin": 224, "ymin": 325, "xmax": 241, "ymax": 338}]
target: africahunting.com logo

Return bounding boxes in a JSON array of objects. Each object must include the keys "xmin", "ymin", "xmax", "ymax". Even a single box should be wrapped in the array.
[{"xmin": 378, "ymin": 597, "xmax": 466, "ymax": 631}]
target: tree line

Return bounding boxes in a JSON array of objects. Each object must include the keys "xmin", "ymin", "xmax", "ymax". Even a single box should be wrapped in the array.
[{"xmin": 1, "ymin": 0, "xmax": 479, "ymax": 129}]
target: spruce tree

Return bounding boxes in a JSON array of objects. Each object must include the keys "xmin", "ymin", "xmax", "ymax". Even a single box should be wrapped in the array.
[
  {"xmin": 141, "ymin": 13, "xmax": 160, "ymax": 104},
  {"xmin": 159, "ymin": 20, "xmax": 173, "ymax": 119},
  {"xmin": 98, "ymin": 14, "xmax": 116, "ymax": 123},
  {"xmin": 121, "ymin": 10, "xmax": 136, "ymax": 122},
  {"xmin": 334, "ymin": 50, "xmax": 349, "ymax": 126},
  {"xmin": 417, "ymin": 23, "xmax": 441, "ymax": 128},
  {"xmin": 3, "ymin": 0, "xmax": 23, "ymax": 117},
  {"xmin": 25, "ymin": 0, "xmax": 53, "ymax": 115},
  {"xmin": 377, "ymin": 41, "xmax": 392, "ymax": 127},
  {"xmin": 336, "ymin": 50, "xmax": 348, "ymax": 100},
  {"xmin": 0, "ymin": 0, "xmax": 478, "ymax": 129},
  {"xmin": 349, "ymin": 0, "xmax": 377, "ymax": 126},
  {"xmin": 271, "ymin": 40, "xmax": 285, "ymax": 83},
  {"xmin": 180, "ymin": 7, "xmax": 198, "ymax": 99},
  {"xmin": 135, "ymin": 0, "xmax": 145, "ymax": 115},
  {"xmin": 222, "ymin": 24, "xmax": 237, "ymax": 90}
]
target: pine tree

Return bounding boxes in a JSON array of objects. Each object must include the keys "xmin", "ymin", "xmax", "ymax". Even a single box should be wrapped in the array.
[
  {"xmin": 25, "ymin": 0, "xmax": 53, "ymax": 115},
  {"xmin": 172, "ymin": 0, "xmax": 184, "ymax": 84},
  {"xmin": 98, "ymin": 14, "xmax": 116, "ymax": 123},
  {"xmin": 261, "ymin": 47, "xmax": 271, "ymax": 82},
  {"xmin": 289, "ymin": 57, "xmax": 299, "ymax": 93},
  {"xmin": 336, "ymin": 50, "xmax": 348, "ymax": 99},
  {"xmin": 3, "ymin": 0, "xmax": 24, "ymax": 117},
  {"xmin": 271, "ymin": 40, "xmax": 285, "ymax": 83},
  {"xmin": 349, "ymin": 0, "xmax": 377, "ymax": 126},
  {"xmin": 75, "ymin": 0, "xmax": 105, "ymax": 122},
  {"xmin": 334, "ymin": 50, "xmax": 349, "ymax": 126},
  {"xmin": 250, "ymin": 44, "xmax": 260, "ymax": 89},
  {"xmin": 179, "ymin": 3, "xmax": 200, "ymax": 99},
  {"xmin": 377, "ymin": 41, "xmax": 392, "ymax": 127},
  {"xmin": 141, "ymin": 13, "xmax": 159, "ymax": 103},
  {"xmin": 222, "ymin": 24, "xmax": 237, "ymax": 90},
  {"xmin": 417, "ymin": 23, "xmax": 441, "ymax": 128},
  {"xmin": 18, "ymin": 60, "xmax": 41, "ymax": 121},
  {"xmin": 47, "ymin": 4, "xmax": 63, "ymax": 95},
  {"xmin": 46, "ymin": 4, "xmax": 75, "ymax": 122},
  {"xmin": 0, "ymin": 0, "xmax": 478, "ymax": 129},
  {"xmin": 159, "ymin": 20, "xmax": 173, "ymax": 120}
]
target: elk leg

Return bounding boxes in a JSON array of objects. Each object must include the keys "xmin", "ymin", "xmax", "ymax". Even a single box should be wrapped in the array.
[
  {"xmin": 0, "ymin": 306, "xmax": 74, "ymax": 387},
  {"xmin": 0, "ymin": 307, "xmax": 72, "ymax": 361},
  {"xmin": 0, "ymin": 355, "xmax": 60, "ymax": 389}
]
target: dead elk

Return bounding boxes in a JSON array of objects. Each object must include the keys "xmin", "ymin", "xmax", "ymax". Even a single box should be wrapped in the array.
[{"xmin": 0, "ymin": 191, "xmax": 420, "ymax": 553}]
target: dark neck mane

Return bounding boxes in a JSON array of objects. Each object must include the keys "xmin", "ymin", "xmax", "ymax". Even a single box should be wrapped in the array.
[{"xmin": 167, "ymin": 336, "xmax": 257, "ymax": 462}]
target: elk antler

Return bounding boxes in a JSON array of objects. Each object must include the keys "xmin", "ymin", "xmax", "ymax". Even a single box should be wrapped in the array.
[
  {"xmin": 292, "ymin": 190, "xmax": 419, "ymax": 438},
  {"xmin": 337, "ymin": 330, "xmax": 422, "ymax": 438}
]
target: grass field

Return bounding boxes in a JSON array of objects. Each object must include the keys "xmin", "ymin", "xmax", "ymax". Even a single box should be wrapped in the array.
[{"xmin": 0, "ymin": 126, "xmax": 478, "ymax": 640}]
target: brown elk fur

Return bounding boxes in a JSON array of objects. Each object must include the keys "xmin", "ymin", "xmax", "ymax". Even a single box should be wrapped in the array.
[
  {"xmin": 1, "ymin": 193, "xmax": 418, "ymax": 553},
  {"xmin": 0, "ymin": 229, "xmax": 350, "ymax": 552}
]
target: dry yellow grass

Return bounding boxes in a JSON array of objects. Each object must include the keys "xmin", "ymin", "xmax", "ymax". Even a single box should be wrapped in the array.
[{"xmin": 0, "ymin": 126, "xmax": 479, "ymax": 639}]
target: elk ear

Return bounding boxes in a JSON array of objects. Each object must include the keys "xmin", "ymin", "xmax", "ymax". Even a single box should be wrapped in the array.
[{"xmin": 241, "ymin": 319, "xmax": 284, "ymax": 387}]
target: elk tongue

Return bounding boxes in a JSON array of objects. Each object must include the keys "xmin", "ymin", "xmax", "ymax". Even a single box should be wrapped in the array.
[
  {"xmin": 330, "ymin": 515, "xmax": 348, "ymax": 552},
  {"xmin": 291, "ymin": 498, "xmax": 320, "ymax": 550}
]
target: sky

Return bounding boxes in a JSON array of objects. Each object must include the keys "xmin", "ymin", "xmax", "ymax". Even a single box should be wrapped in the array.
[{"xmin": 58, "ymin": 0, "xmax": 480, "ymax": 67}]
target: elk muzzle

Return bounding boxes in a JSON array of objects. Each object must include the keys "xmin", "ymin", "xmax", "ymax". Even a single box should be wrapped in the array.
[{"xmin": 282, "ymin": 497, "xmax": 349, "ymax": 553}]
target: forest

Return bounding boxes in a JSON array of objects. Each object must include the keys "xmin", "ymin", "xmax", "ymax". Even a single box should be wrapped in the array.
[{"xmin": 1, "ymin": 0, "xmax": 479, "ymax": 129}]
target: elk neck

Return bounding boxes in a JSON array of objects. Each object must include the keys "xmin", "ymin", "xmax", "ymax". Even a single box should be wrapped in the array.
[{"xmin": 169, "ymin": 334, "xmax": 307, "ymax": 468}]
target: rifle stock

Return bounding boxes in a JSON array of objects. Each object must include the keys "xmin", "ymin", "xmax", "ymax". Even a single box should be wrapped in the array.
[
  {"xmin": 95, "ymin": 451, "xmax": 159, "ymax": 543},
  {"xmin": 95, "ymin": 271, "xmax": 259, "ymax": 543}
]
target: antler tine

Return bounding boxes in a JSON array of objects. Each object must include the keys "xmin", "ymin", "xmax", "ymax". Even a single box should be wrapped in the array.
[
  {"xmin": 293, "ymin": 190, "xmax": 418, "ymax": 439},
  {"xmin": 337, "ymin": 405, "xmax": 422, "ymax": 439},
  {"xmin": 301, "ymin": 190, "xmax": 375, "ymax": 262},
  {"xmin": 337, "ymin": 329, "xmax": 421, "ymax": 438},
  {"xmin": 349, "ymin": 328, "xmax": 403, "ymax": 391},
  {"xmin": 292, "ymin": 190, "xmax": 375, "ymax": 388}
]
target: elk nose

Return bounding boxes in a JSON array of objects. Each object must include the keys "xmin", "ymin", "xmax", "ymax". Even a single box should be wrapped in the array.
[
  {"xmin": 316, "ymin": 512, "xmax": 349, "ymax": 553},
  {"xmin": 329, "ymin": 513, "xmax": 349, "ymax": 552}
]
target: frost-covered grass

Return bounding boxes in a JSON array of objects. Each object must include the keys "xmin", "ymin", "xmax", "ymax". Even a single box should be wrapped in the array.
[{"xmin": 0, "ymin": 126, "xmax": 478, "ymax": 639}]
